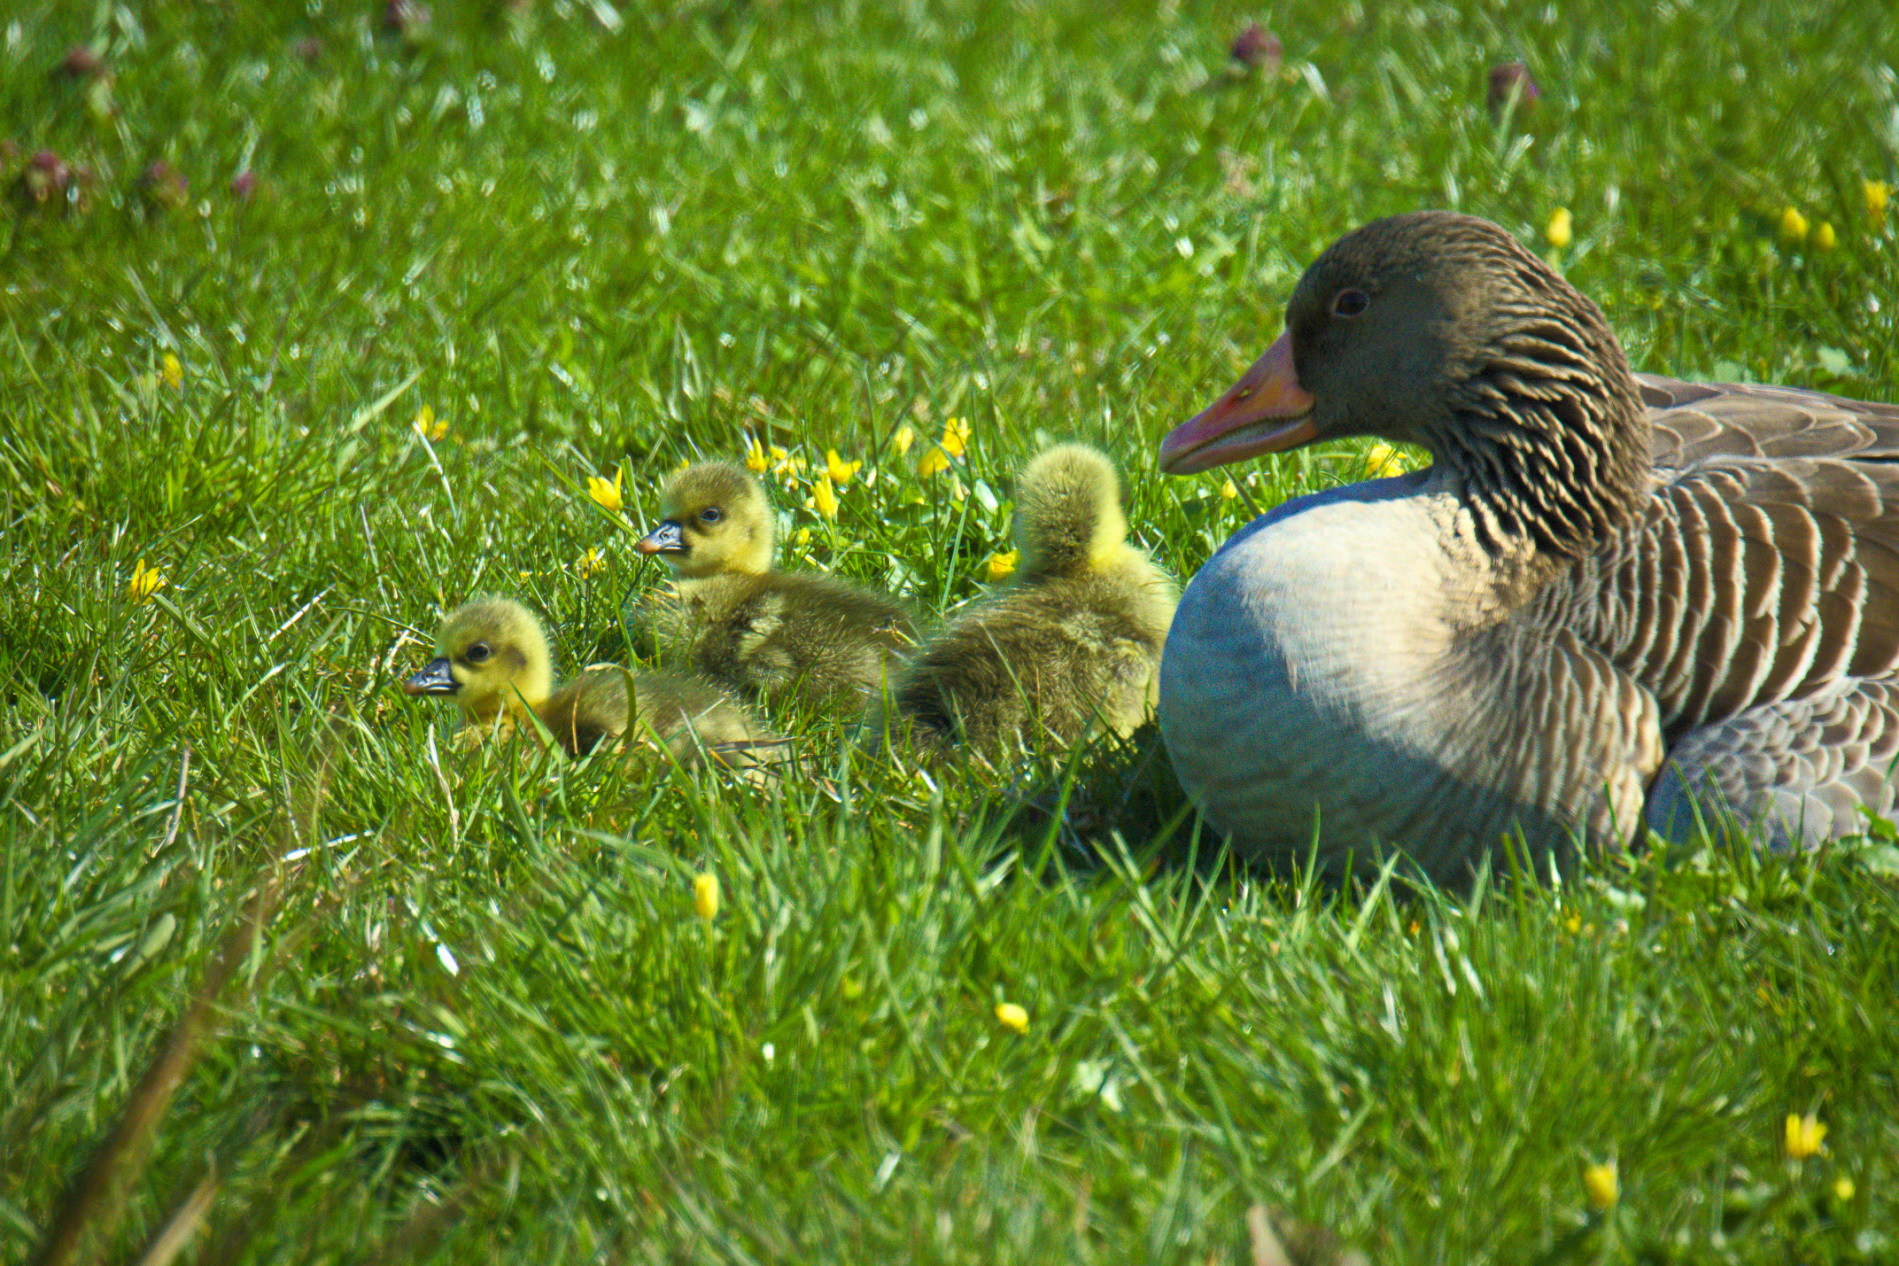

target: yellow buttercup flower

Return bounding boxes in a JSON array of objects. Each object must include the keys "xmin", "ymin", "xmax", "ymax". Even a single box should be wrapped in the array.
[
  {"xmin": 891, "ymin": 424, "xmax": 916, "ymax": 457},
  {"xmin": 575, "ymin": 547, "xmax": 605, "ymax": 577},
  {"xmin": 940, "ymin": 416, "xmax": 971, "ymax": 458},
  {"xmin": 1581, "ymin": 1160, "xmax": 1618, "ymax": 1211},
  {"xmin": 1785, "ymin": 1112, "xmax": 1827, "ymax": 1160},
  {"xmin": 994, "ymin": 1002, "xmax": 1029, "ymax": 1033},
  {"xmin": 745, "ymin": 435, "xmax": 770, "ymax": 474},
  {"xmin": 791, "ymin": 526, "xmax": 812, "ymax": 550},
  {"xmin": 1779, "ymin": 206, "xmax": 1810, "ymax": 246},
  {"xmin": 810, "ymin": 473, "xmax": 840, "ymax": 520},
  {"xmin": 693, "ymin": 873, "xmax": 721, "ymax": 921},
  {"xmin": 1219, "ymin": 478, "xmax": 1239, "ymax": 500},
  {"xmin": 917, "ymin": 445, "xmax": 952, "ymax": 477},
  {"xmin": 1813, "ymin": 221, "xmax": 1837, "ymax": 252},
  {"xmin": 1865, "ymin": 179, "xmax": 1891, "ymax": 224},
  {"xmin": 768, "ymin": 444, "xmax": 803, "ymax": 478},
  {"xmin": 128, "ymin": 558, "xmax": 167, "ymax": 604},
  {"xmin": 161, "ymin": 353, "xmax": 183, "ymax": 391},
  {"xmin": 1563, "ymin": 912, "xmax": 1583, "ymax": 935},
  {"xmin": 414, "ymin": 405, "xmax": 448, "ymax": 442},
  {"xmin": 825, "ymin": 448, "xmax": 862, "ymax": 486},
  {"xmin": 587, "ymin": 469, "xmax": 624, "ymax": 513},
  {"xmin": 1364, "ymin": 443, "xmax": 1411, "ymax": 477},
  {"xmin": 1546, "ymin": 206, "xmax": 1573, "ymax": 250},
  {"xmin": 986, "ymin": 550, "xmax": 1018, "ymax": 581}
]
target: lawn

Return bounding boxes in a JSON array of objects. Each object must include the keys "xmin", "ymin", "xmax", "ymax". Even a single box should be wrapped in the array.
[{"xmin": 4, "ymin": 1, "xmax": 1898, "ymax": 1262}]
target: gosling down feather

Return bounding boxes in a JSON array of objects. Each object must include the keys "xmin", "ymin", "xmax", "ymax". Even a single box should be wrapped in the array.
[
  {"xmin": 403, "ymin": 597, "xmax": 773, "ymax": 765},
  {"xmin": 885, "ymin": 444, "xmax": 1178, "ymax": 757},
  {"xmin": 1157, "ymin": 211, "xmax": 1899, "ymax": 882},
  {"xmin": 635, "ymin": 462, "xmax": 919, "ymax": 707}
]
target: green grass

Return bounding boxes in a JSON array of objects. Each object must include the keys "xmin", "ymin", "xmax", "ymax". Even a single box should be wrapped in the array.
[{"xmin": 4, "ymin": 1, "xmax": 1898, "ymax": 1261}]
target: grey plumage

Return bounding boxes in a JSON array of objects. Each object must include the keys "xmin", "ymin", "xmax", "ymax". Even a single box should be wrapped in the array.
[{"xmin": 1157, "ymin": 211, "xmax": 1899, "ymax": 882}]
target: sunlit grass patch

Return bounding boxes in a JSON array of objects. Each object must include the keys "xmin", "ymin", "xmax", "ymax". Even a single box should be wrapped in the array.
[{"xmin": 3, "ymin": 0, "xmax": 1898, "ymax": 1261}]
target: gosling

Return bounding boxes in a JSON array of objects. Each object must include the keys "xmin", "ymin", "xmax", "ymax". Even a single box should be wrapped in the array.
[
  {"xmin": 402, "ymin": 597, "xmax": 773, "ymax": 765},
  {"xmin": 635, "ymin": 462, "xmax": 919, "ymax": 707},
  {"xmin": 880, "ymin": 444, "xmax": 1178, "ymax": 758}
]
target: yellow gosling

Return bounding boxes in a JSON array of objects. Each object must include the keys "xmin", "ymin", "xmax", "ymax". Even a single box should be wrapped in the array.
[{"xmin": 635, "ymin": 462, "xmax": 919, "ymax": 707}]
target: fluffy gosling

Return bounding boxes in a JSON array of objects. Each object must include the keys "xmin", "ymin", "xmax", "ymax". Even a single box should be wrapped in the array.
[
  {"xmin": 635, "ymin": 462, "xmax": 919, "ymax": 707},
  {"xmin": 879, "ymin": 444, "xmax": 1178, "ymax": 758},
  {"xmin": 403, "ymin": 597, "xmax": 773, "ymax": 765}
]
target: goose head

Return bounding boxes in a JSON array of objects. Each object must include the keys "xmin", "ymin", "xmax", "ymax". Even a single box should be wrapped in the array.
[
  {"xmin": 635, "ymin": 462, "xmax": 774, "ymax": 580},
  {"xmin": 1160, "ymin": 211, "xmax": 1651, "ymax": 561},
  {"xmin": 1013, "ymin": 443, "xmax": 1131, "ymax": 579},
  {"xmin": 403, "ymin": 597, "xmax": 554, "ymax": 726}
]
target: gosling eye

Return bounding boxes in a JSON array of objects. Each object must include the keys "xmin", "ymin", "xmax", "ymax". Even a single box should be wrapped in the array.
[
  {"xmin": 463, "ymin": 642, "xmax": 492, "ymax": 664},
  {"xmin": 1331, "ymin": 288, "xmax": 1370, "ymax": 318},
  {"xmin": 699, "ymin": 507, "xmax": 724, "ymax": 524}
]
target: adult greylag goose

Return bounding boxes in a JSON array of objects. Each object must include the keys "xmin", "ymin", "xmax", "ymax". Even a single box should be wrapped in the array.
[
  {"xmin": 878, "ymin": 443, "xmax": 1179, "ymax": 759},
  {"xmin": 403, "ymin": 597, "xmax": 776, "ymax": 768},
  {"xmin": 1157, "ymin": 211, "xmax": 1899, "ymax": 882},
  {"xmin": 635, "ymin": 462, "xmax": 920, "ymax": 708}
]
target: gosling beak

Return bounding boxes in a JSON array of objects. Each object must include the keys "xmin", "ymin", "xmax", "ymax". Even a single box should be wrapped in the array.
[
  {"xmin": 635, "ymin": 520, "xmax": 687, "ymax": 556},
  {"xmin": 402, "ymin": 657, "xmax": 460, "ymax": 696},
  {"xmin": 1158, "ymin": 330, "xmax": 1320, "ymax": 475}
]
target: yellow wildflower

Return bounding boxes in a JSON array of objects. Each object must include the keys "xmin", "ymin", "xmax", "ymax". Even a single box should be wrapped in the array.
[
  {"xmin": 891, "ymin": 424, "xmax": 916, "ymax": 457},
  {"xmin": 1219, "ymin": 478, "xmax": 1239, "ymax": 500},
  {"xmin": 575, "ymin": 547, "xmax": 605, "ymax": 577},
  {"xmin": 768, "ymin": 444, "xmax": 802, "ymax": 477},
  {"xmin": 1814, "ymin": 221, "xmax": 1837, "ymax": 252},
  {"xmin": 1779, "ymin": 206, "xmax": 1810, "ymax": 246},
  {"xmin": 1364, "ymin": 443, "xmax": 1410, "ymax": 477},
  {"xmin": 161, "ymin": 353, "xmax": 183, "ymax": 391},
  {"xmin": 1834, "ymin": 1176, "xmax": 1856, "ymax": 1203},
  {"xmin": 1866, "ymin": 179, "xmax": 1891, "ymax": 224},
  {"xmin": 693, "ymin": 873, "xmax": 721, "ymax": 921},
  {"xmin": 986, "ymin": 550, "xmax": 1018, "ymax": 582},
  {"xmin": 1785, "ymin": 1112, "xmax": 1827, "ymax": 1160},
  {"xmin": 414, "ymin": 405, "xmax": 448, "ymax": 442},
  {"xmin": 586, "ymin": 469, "xmax": 624, "ymax": 514},
  {"xmin": 128, "ymin": 558, "xmax": 167, "ymax": 604},
  {"xmin": 791, "ymin": 526, "xmax": 812, "ymax": 550},
  {"xmin": 810, "ymin": 473, "xmax": 840, "ymax": 520},
  {"xmin": 745, "ymin": 435, "xmax": 770, "ymax": 474},
  {"xmin": 1582, "ymin": 1160, "xmax": 1618, "ymax": 1211},
  {"xmin": 994, "ymin": 1002, "xmax": 1029, "ymax": 1033},
  {"xmin": 917, "ymin": 444, "xmax": 952, "ymax": 477},
  {"xmin": 1563, "ymin": 912, "xmax": 1583, "ymax": 935},
  {"xmin": 825, "ymin": 448, "xmax": 863, "ymax": 486},
  {"xmin": 940, "ymin": 416, "xmax": 971, "ymax": 458},
  {"xmin": 1546, "ymin": 206, "xmax": 1573, "ymax": 250}
]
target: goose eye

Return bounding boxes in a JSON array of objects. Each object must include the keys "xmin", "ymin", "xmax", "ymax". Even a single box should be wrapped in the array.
[
  {"xmin": 699, "ymin": 507, "xmax": 723, "ymax": 523},
  {"xmin": 464, "ymin": 642, "xmax": 492, "ymax": 664},
  {"xmin": 1331, "ymin": 288, "xmax": 1370, "ymax": 318}
]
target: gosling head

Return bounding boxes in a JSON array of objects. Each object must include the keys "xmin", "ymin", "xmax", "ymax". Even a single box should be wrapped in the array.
[
  {"xmin": 634, "ymin": 462, "xmax": 774, "ymax": 580},
  {"xmin": 1012, "ymin": 444, "xmax": 1130, "ymax": 580},
  {"xmin": 402, "ymin": 597, "xmax": 555, "ymax": 724}
]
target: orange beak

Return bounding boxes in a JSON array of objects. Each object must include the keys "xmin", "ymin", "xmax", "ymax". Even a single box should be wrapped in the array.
[{"xmin": 1158, "ymin": 330, "xmax": 1319, "ymax": 475}]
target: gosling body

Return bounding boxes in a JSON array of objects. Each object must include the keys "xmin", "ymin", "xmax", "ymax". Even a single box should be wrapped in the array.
[
  {"xmin": 637, "ymin": 462, "xmax": 918, "ymax": 707},
  {"xmin": 403, "ymin": 597, "xmax": 772, "ymax": 764},
  {"xmin": 887, "ymin": 444, "xmax": 1179, "ymax": 757}
]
